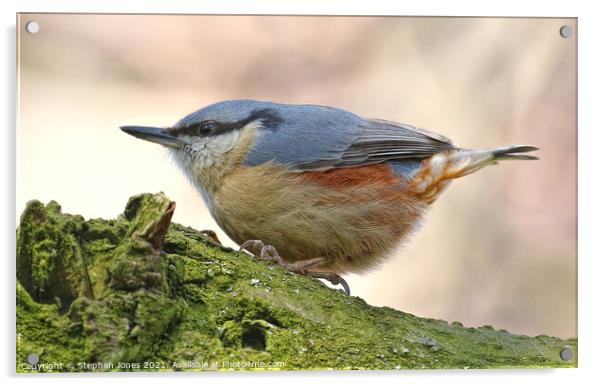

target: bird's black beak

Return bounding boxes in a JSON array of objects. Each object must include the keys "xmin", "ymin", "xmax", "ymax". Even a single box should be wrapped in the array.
[{"xmin": 120, "ymin": 126, "xmax": 182, "ymax": 148}]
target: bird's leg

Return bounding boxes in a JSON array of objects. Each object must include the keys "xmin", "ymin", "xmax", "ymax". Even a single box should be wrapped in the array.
[
  {"xmin": 200, "ymin": 230, "xmax": 222, "ymax": 245},
  {"xmin": 239, "ymin": 240, "xmax": 350, "ymax": 295}
]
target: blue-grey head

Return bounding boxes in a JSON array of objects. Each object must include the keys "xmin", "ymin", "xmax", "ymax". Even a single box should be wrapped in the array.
[
  {"xmin": 121, "ymin": 99, "xmax": 367, "ymax": 175},
  {"xmin": 120, "ymin": 100, "xmax": 287, "ymax": 172}
]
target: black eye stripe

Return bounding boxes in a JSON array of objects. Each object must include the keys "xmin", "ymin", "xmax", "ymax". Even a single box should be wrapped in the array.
[
  {"xmin": 196, "ymin": 121, "xmax": 217, "ymax": 136},
  {"xmin": 171, "ymin": 122, "xmax": 221, "ymax": 137},
  {"xmin": 242, "ymin": 108, "xmax": 284, "ymax": 131},
  {"xmin": 171, "ymin": 108, "xmax": 283, "ymax": 137}
]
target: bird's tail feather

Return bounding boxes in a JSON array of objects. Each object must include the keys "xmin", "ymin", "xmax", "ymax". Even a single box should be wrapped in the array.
[
  {"xmin": 490, "ymin": 145, "xmax": 540, "ymax": 161},
  {"xmin": 410, "ymin": 145, "xmax": 539, "ymax": 203},
  {"xmin": 452, "ymin": 145, "xmax": 539, "ymax": 177}
]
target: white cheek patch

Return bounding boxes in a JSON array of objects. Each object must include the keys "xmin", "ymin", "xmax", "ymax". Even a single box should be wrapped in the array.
[
  {"xmin": 168, "ymin": 130, "xmax": 241, "ymax": 210},
  {"xmin": 181, "ymin": 131, "xmax": 241, "ymax": 169},
  {"xmin": 207, "ymin": 130, "xmax": 241, "ymax": 159}
]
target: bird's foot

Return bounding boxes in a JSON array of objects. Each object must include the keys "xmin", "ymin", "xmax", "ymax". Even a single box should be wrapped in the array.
[
  {"xmin": 200, "ymin": 229, "xmax": 222, "ymax": 245},
  {"xmin": 239, "ymin": 240, "xmax": 350, "ymax": 295},
  {"xmin": 305, "ymin": 271, "xmax": 350, "ymax": 296}
]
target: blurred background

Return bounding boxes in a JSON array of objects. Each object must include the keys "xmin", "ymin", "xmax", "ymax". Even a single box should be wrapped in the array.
[{"xmin": 16, "ymin": 14, "xmax": 576, "ymax": 338}]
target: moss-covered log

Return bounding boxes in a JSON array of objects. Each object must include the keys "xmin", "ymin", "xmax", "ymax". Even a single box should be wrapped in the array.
[{"xmin": 16, "ymin": 193, "xmax": 577, "ymax": 372}]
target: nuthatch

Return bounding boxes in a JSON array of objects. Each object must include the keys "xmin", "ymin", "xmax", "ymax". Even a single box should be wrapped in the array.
[{"xmin": 121, "ymin": 100, "xmax": 538, "ymax": 294}]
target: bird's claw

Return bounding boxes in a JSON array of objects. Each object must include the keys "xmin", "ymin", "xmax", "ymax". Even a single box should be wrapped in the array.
[
  {"xmin": 306, "ymin": 271, "xmax": 350, "ymax": 295},
  {"xmin": 239, "ymin": 239, "xmax": 350, "ymax": 295},
  {"xmin": 239, "ymin": 239, "xmax": 265, "ymax": 255}
]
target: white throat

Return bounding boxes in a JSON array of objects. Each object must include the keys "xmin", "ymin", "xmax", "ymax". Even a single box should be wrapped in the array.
[{"xmin": 168, "ymin": 130, "xmax": 241, "ymax": 210}]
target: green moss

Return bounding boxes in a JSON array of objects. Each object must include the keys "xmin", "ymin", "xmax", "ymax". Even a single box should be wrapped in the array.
[
  {"xmin": 16, "ymin": 200, "xmax": 91, "ymax": 312},
  {"xmin": 17, "ymin": 283, "xmax": 89, "ymax": 372},
  {"xmin": 16, "ymin": 193, "xmax": 577, "ymax": 372}
]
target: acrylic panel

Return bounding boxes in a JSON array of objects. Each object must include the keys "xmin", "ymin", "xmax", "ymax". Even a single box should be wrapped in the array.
[{"xmin": 16, "ymin": 14, "xmax": 577, "ymax": 372}]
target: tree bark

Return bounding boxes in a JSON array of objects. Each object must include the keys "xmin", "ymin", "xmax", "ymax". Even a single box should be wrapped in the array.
[{"xmin": 16, "ymin": 193, "xmax": 577, "ymax": 372}]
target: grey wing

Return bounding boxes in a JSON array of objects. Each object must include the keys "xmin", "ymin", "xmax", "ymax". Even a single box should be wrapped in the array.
[
  {"xmin": 244, "ymin": 106, "xmax": 456, "ymax": 172},
  {"xmin": 292, "ymin": 119, "xmax": 456, "ymax": 171}
]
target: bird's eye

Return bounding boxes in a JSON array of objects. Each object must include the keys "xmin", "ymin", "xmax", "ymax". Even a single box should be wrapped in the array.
[{"xmin": 196, "ymin": 121, "xmax": 217, "ymax": 136}]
